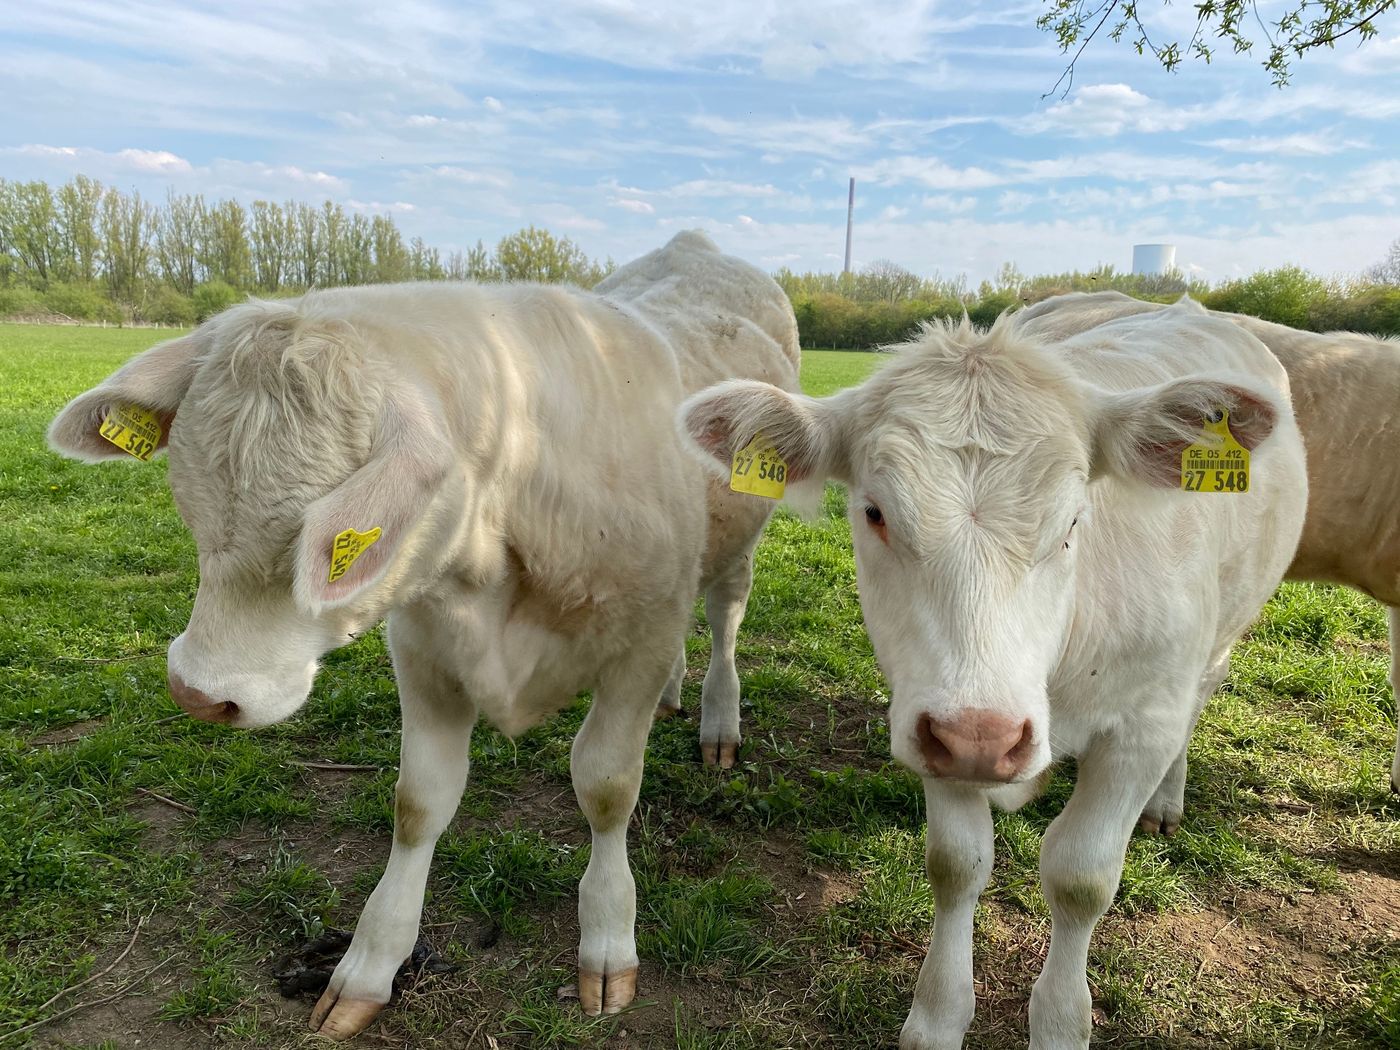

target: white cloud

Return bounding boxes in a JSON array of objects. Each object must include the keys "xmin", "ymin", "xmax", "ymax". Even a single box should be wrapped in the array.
[
  {"xmin": 347, "ymin": 199, "xmax": 416, "ymax": 213},
  {"xmin": 425, "ymin": 165, "xmax": 512, "ymax": 189},
  {"xmin": 1202, "ymin": 133, "xmax": 1368, "ymax": 157},
  {"xmin": 612, "ymin": 198, "xmax": 656, "ymax": 214}
]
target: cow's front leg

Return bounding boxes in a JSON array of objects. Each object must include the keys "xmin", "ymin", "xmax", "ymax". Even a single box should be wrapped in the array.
[
  {"xmin": 1031, "ymin": 731, "xmax": 1180, "ymax": 1050},
  {"xmin": 900, "ymin": 781, "xmax": 993, "ymax": 1050},
  {"xmin": 699, "ymin": 551, "xmax": 755, "ymax": 767},
  {"xmin": 655, "ymin": 650, "xmax": 685, "ymax": 719},
  {"xmin": 572, "ymin": 644, "xmax": 673, "ymax": 1015},
  {"xmin": 310, "ymin": 650, "xmax": 476, "ymax": 1041}
]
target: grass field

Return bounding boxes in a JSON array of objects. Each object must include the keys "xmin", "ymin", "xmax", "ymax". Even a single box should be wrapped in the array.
[{"xmin": 2, "ymin": 322, "xmax": 1398, "ymax": 1049}]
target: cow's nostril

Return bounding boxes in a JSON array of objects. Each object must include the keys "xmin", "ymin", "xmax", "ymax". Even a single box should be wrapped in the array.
[
  {"xmin": 216, "ymin": 700, "xmax": 240, "ymax": 722},
  {"xmin": 916, "ymin": 712, "xmax": 952, "ymax": 770},
  {"xmin": 1007, "ymin": 720, "xmax": 1034, "ymax": 765}
]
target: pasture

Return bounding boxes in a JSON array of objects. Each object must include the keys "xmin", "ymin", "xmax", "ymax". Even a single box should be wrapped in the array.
[{"xmin": 2, "ymin": 322, "xmax": 1397, "ymax": 1048}]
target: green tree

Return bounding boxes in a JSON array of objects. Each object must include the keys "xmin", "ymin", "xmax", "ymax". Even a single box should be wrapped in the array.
[
  {"xmin": 101, "ymin": 187, "xmax": 155, "ymax": 305},
  {"xmin": 494, "ymin": 225, "xmax": 605, "ymax": 286},
  {"xmin": 157, "ymin": 192, "xmax": 203, "ymax": 294},
  {"xmin": 199, "ymin": 199, "xmax": 251, "ymax": 289},
  {"xmin": 249, "ymin": 200, "xmax": 292, "ymax": 292},
  {"xmin": 56, "ymin": 175, "xmax": 104, "ymax": 284}
]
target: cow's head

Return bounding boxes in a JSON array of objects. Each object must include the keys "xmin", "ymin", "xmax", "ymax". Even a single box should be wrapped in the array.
[
  {"xmin": 681, "ymin": 316, "xmax": 1280, "ymax": 785},
  {"xmin": 50, "ymin": 301, "xmax": 456, "ymax": 727}
]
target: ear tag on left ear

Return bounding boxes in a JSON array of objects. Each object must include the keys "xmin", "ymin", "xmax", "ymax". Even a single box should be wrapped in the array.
[
  {"xmin": 99, "ymin": 403, "xmax": 162, "ymax": 461},
  {"xmin": 731, "ymin": 431, "xmax": 787, "ymax": 499},
  {"xmin": 1181, "ymin": 409, "xmax": 1250, "ymax": 493},
  {"xmin": 328, "ymin": 526, "xmax": 383, "ymax": 583}
]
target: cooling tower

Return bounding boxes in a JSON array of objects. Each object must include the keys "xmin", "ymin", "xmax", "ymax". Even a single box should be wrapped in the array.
[{"xmin": 1132, "ymin": 243, "xmax": 1177, "ymax": 276}]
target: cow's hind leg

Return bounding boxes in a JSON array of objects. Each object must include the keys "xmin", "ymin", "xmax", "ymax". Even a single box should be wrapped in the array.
[
  {"xmin": 655, "ymin": 650, "xmax": 685, "ymax": 719},
  {"xmin": 1388, "ymin": 607, "xmax": 1400, "ymax": 793},
  {"xmin": 572, "ymin": 640, "xmax": 675, "ymax": 1015},
  {"xmin": 699, "ymin": 549, "xmax": 755, "ymax": 768},
  {"xmin": 1139, "ymin": 651, "xmax": 1230, "ymax": 835},
  {"xmin": 310, "ymin": 638, "xmax": 476, "ymax": 1041}
]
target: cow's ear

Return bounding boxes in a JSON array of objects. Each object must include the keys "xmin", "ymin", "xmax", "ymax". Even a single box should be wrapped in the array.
[
  {"xmin": 679, "ymin": 380, "xmax": 848, "ymax": 484},
  {"xmin": 48, "ymin": 331, "xmax": 207, "ymax": 462},
  {"xmin": 1091, "ymin": 375, "xmax": 1281, "ymax": 487},
  {"xmin": 292, "ymin": 383, "xmax": 453, "ymax": 613}
]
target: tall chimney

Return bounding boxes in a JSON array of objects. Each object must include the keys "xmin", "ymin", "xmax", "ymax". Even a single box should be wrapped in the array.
[{"xmin": 843, "ymin": 177, "xmax": 855, "ymax": 274}]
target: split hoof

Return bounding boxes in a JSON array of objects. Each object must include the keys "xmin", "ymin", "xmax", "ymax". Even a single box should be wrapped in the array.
[
  {"xmin": 578, "ymin": 966, "xmax": 638, "ymax": 1016},
  {"xmin": 1137, "ymin": 812, "xmax": 1181, "ymax": 837},
  {"xmin": 700, "ymin": 741, "xmax": 738, "ymax": 768},
  {"xmin": 309, "ymin": 988, "xmax": 385, "ymax": 1041},
  {"xmin": 654, "ymin": 701, "xmax": 682, "ymax": 721}
]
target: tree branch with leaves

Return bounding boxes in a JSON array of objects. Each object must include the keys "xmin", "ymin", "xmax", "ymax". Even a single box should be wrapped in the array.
[{"xmin": 1039, "ymin": 0, "xmax": 1395, "ymax": 93}]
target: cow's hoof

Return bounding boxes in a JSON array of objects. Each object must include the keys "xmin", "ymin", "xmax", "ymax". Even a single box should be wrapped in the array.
[
  {"xmin": 578, "ymin": 966, "xmax": 638, "ymax": 1016},
  {"xmin": 309, "ymin": 988, "xmax": 385, "ymax": 1041},
  {"xmin": 1137, "ymin": 811, "xmax": 1181, "ymax": 836},
  {"xmin": 700, "ymin": 741, "xmax": 738, "ymax": 768},
  {"xmin": 654, "ymin": 701, "xmax": 682, "ymax": 721}
]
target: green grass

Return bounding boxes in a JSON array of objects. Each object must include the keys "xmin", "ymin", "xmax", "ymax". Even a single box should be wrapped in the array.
[{"xmin": 3, "ymin": 323, "xmax": 1398, "ymax": 1048}]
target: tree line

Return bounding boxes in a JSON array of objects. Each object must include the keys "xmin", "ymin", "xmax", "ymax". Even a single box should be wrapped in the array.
[
  {"xmin": 2, "ymin": 176, "xmax": 1397, "ymax": 344},
  {"xmin": 0, "ymin": 176, "xmax": 613, "ymax": 325}
]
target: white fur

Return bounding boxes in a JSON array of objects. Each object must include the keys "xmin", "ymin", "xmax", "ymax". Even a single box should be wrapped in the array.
[
  {"xmin": 1019, "ymin": 291, "xmax": 1400, "ymax": 794},
  {"xmin": 49, "ymin": 231, "xmax": 800, "ymax": 1022},
  {"xmin": 682, "ymin": 304, "xmax": 1307, "ymax": 1048}
]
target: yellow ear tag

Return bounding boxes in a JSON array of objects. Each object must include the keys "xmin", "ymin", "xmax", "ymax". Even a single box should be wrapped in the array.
[
  {"xmin": 98, "ymin": 403, "xmax": 162, "ymax": 461},
  {"xmin": 730, "ymin": 431, "xmax": 788, "ymax": 499},
  {"xmin": 328, "ymin": 527, "xmax": 383, "ymax": 583},
  {"xmin": 1181, "ymin": 408, "xmax": 1250, "ymax": 493}
]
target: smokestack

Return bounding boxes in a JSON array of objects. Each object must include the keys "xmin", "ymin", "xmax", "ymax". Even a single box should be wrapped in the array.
[{"xmin": 843, "ymin": 177, "xmax": 855, "ymax": 274}]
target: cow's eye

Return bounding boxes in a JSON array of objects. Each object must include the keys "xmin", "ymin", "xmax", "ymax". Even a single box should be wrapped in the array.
[{"xmin": 865, "ymin": 504, "xmax": 888, "ymax": 543}]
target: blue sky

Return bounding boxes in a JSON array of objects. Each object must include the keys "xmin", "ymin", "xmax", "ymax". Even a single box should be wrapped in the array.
[{"xmin": 2, "ymin": 0, "xmax": 1398, "ymax": 284}]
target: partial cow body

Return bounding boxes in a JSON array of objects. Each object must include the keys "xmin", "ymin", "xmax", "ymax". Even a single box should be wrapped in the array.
[
  {"xmin": 1018, "ymin": 290, "xmax": 1400, "ymax": 796},
  {"xmin": 682, "ymin": 301, "xmax": 1306, "ymax": 1048},
  {"xmin": 48, "ymin": 231, "xmax": 799, "ymax": 1038}
]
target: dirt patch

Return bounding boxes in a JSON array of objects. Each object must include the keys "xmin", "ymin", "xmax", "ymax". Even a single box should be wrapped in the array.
[{"xmin": 29, "ymin": 719, "xmax": 106, "ymax": 746}]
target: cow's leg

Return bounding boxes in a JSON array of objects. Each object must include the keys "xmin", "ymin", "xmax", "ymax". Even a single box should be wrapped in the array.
[
  {"xmin": 310, "ymin": 650, "xmax": 476, "ymax": 1041},
  {"xmin": 1030, "ymin": 730, "xmax": 1181, "ymax": 1050},
  {"xmin": 699, "ymin": 551, "xmax": 755, "ymax": 768},
  {"xmin": 655, "ymin": 650, "xmax": 685, "ymax": 719},
  {"xmin": 900, "ymin": 781, "xmax": 993, "ymax": 1050},
  {"xmin": 1139, "ymin": 651, "xmax": 1230, "ymax": 835},
  {"xmin": 1388, "ymin": 607, "xmax": 1400, "ymax": 793},
  {"xmin": 572, "ymin": 642, "xmax": 673, "ymax": 1015}
]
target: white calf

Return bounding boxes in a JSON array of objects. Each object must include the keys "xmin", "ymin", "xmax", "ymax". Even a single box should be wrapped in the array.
[
  {"xmin": 682, "ymin": 302, "xmax": 1306, "ymax": 1048},
  {"xmin": 1018, "ymin": 290, "xmax": 1400, "ymax": 797},
  {"xmin": 49, "ymin": 231, "xmax": 799, "ymax": 1039}
]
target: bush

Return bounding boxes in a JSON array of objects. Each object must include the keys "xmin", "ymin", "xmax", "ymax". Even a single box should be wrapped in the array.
[
  {"xmin": 40, "ymin": 282, "xmax": 123, "ymax": 323},
  {"xmin": 191, "ymin": 281, "xmax": 242, "ymax": 322},
  {"xmin": 967, "ymin": 290, "xmax": 1020, "ymax": 327},
  {"xmin": 0, "ymin": 286, "xmax": 39, "ymax": 317},
  {"xmin": 142, "ymin": 285, "xmax": 198, "ymax": 326},
  {"xmin": 1204, "ymin": 266, "xmax": 1331, "ymax": 329}
]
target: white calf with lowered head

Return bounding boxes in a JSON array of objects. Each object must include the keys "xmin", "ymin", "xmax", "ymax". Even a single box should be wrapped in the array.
[
  {"xmin": 681, "ymin": 302, "xmax": 1306, "ymax": 1048},
  {"xmin": 48, "ymin": 230, "xmax": 799, "ymax": 1039}
]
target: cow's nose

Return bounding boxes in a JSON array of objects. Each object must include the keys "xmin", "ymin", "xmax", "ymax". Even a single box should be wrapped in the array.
[
  {"xmin": 916, "ymin": 709, "xmax": 1034, "ymax": 782},
  {"xmin": 168, "ymin": 670, "xmax": 240, "ymax": 724}
]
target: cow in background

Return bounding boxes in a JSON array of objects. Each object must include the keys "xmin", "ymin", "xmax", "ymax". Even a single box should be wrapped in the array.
[
  {"xmin": 48, "ymin": 230, "xmax": 799, "ymax": 1039},
  {"xmin": 681, "ymin": 301, "xmax": 1306, "ymax": 1048}
]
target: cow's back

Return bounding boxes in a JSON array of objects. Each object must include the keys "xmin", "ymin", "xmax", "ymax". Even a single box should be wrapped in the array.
[{"xmin": 597, "ymin": 230, "xmax": 801, "ymax": 395}]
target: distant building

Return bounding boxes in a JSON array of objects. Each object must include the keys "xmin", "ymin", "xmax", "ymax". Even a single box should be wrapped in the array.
[{"xmin": 1132, "ymin": 243, "xmax": 1177, "ymax": 276}]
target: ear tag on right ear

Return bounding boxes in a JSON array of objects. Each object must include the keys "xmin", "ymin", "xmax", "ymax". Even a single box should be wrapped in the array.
[
  {"xmin": 730, "ymin": 431, "xmax": 787, "ymax": 499},
  {"xmin": 99, "ymin": 403, "xmax": 162, "ymax": 461},
  {"xmin": 1181, "ymin": 408, "xmax": 1250, "ymax": 493},
  {"xmin": 328, "ymin": 527, "xmax": 383, "ymax": 583}
]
